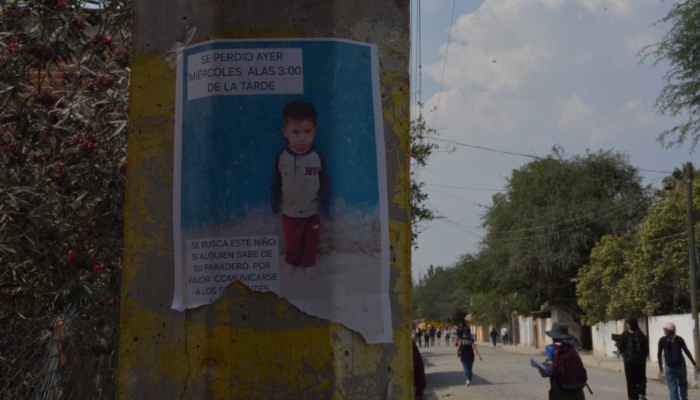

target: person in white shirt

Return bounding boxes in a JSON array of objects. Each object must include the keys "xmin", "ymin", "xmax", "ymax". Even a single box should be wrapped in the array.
[{"xmin": 501, "ymin": 326, "xmax": 508, "ymax": 345}]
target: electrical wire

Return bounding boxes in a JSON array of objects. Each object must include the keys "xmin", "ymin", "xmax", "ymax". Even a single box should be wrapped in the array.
[
  {"xmin": 425, "ymin": 188, "xmax": 489, "ymax": 208},
  {"xmin": 428, "ymin": 137, "xmax": 541, "ymax": 159},
  {"xmin": 425, "ymin": 183, "xmax": 502, "ymax": 191},
  {"xmin": 432, "ymin": 0, "xmax": 457, "ymax": 128}
]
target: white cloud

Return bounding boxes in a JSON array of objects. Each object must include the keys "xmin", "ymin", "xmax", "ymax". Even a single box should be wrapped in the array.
[
  {"xmin": 413, "ymin": 0, "xmax": 683, "ymax": 271},
  {"xmin": 577, "ymin": 0, "xmax": 658, "ymax": 17},
  {"xmin": 620, "ymin": 98, "xmax": 642, "ymax": 113},
  {"xmin": 558, "ymin": 93, "xmax": 594, "ymax": 129},
  {"xmin": 626, "ymin": 33, "xmax": 657, "ymax": 55}
]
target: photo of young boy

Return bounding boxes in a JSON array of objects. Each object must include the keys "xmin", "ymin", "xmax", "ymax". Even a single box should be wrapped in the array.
[
  {"xmin": 174, "ymin": 39, "xmax": 392, "ymax": 343},
  {"xmin": 270, "ymin": 101, "xmax": 332, "ymax": 280}
]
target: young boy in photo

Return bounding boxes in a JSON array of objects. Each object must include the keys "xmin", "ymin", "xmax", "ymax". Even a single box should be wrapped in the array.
[{"xmin": 270, "ymin": 100, "xmax": 332, "ymax": 280}]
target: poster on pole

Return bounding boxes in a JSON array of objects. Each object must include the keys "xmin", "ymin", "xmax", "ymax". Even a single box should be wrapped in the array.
[{"xmin": 171, "ymin": 39, "xmax": 392, "ymax": 344}]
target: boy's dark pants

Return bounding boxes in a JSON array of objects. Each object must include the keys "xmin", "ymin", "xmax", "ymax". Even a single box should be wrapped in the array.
[{"xmin": 282, "ymin": 214, "xmax": 321, "ymax": 267}]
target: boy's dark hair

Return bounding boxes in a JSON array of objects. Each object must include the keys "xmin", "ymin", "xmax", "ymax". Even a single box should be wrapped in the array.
[{"xmin": 283, "ymin": 100, "xmax": 317, "ymax": 126}]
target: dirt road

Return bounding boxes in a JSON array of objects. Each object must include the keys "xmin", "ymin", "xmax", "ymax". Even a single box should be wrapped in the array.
[{"xmin": 420, "ymin": 342, "xmax": 677, "ymax": 399}]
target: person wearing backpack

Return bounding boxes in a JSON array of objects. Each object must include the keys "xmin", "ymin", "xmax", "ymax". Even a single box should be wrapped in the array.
[
  {"xmin": 618, "ymin": 317, "xmax": 649, "ymax": 400},
  {"xmin": 657, "ymin": 322, "xmax": 698, "ymax": 400},
  {"xmin": 457, "ymin": 327, "xmax": 483, "ymax": 386},
  {"xmin": 539, "ymin": 322, "xmax": 590, "ymax": 400}
]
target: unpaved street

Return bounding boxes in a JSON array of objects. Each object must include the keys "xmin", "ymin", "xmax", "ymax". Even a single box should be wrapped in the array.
[{"xmin": 420, "ymin": 342, "xmax": 677, "ymax": 400}]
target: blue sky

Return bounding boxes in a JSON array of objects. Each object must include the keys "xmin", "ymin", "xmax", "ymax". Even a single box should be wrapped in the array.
[{"xmin": 411, "ymin": 0, "xmax": 691, "ymax": 281}]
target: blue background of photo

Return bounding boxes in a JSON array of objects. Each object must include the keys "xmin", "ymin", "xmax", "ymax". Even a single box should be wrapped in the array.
[{"xmin": 180, "ymin": 40, "xmax": 380, "ymax": 232}]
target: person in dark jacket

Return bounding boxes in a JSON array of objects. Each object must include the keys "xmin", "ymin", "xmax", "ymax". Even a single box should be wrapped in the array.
[
  {"xmin": 618, "ymin": 317, "xmax": 649, "ymax": 400},
  {"xmin": 412, "ymin": 341, "xmax": 426, "ymax": 400},
  {"xmin": 490, "ymin": 328, "xmax": 498, "ymax": 347},
  {"xmin": 657, "ymin": 322, "xmax": 698, "ymax": 400}
]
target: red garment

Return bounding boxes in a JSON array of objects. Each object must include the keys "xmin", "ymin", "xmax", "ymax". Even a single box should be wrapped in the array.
[
  {"xmin": 413, "ymin": 341, "xmax": 426, "ymax": 396},
  {"xmin": 282, "ymin": 214, "xmax": 321, "ymax": 267}
]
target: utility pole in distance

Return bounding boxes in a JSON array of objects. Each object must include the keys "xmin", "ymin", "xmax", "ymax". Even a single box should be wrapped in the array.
[{"xmin": 685, "ymin": 162, "xmax": 700, "ymax": 365}]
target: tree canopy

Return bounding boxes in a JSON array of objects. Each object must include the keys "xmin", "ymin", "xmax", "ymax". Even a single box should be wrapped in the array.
[
  {"xmin": 413, "ymin": 264, "xmax": 471, "ymax": 323},
  {"xmin": 471, "ymin": 148, "xmax": 650, "ymax": 317},
  {"xmin": 643, "ymin": 0, "xmax": 700, "ymax": 150},
  {"xmin": 577, "ymin": 169, "xmax": 699, "ymax": 323}
]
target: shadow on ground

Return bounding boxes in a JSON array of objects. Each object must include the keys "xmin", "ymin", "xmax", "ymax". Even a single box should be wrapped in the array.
[{"xmin": 427, "ymin": 370, "xmax": 493, "ymax": 389}]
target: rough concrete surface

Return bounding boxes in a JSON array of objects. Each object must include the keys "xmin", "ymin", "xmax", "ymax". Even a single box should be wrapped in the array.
[
  {"xmin": 120, "ymin": 1, "xmax": 411, "ymax": 398},
  {"xmin": 419, "ymin": 342, "xmax": 698, "ymax": 400}
]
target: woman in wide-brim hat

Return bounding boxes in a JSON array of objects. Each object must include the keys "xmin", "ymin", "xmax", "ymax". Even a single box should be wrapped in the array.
[{"xmin": 542, "ymin": 323, "xmax": 585, "ymax": 400}]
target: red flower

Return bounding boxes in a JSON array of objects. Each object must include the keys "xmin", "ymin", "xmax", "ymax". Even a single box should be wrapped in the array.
[
  {"xmin": 107, "ymin": 297, "xmax": 118, "ymax": 308},
  {"xmin": 6, "ymin": 42, "xmax": 21, "ymax": 54},
  {"xmin": 67, "ymin": 250, "xmax": 77, "ymax": 266},
  {"xmin": 57, "ymin": 0, "xmax": 68, "ymax": 9},
  {"xmin": 92, "ymin": 262, "xmax": 102, "ymax": 274},
  {"xmin": 69, "ymin": 17, "xmax": 86, "ymax": 33}
]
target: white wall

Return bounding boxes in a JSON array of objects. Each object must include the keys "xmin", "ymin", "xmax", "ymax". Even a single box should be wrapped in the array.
[
  {"xmin": 537, "ymin": 318, "xmax": 553, "ymax": 349},
  {"xmin": 589, "ymin": 313, "xmax": 696, "ymax": 367},
  {"xmin": 518, "ymin": 315, "xmax": 535, "ymax": 346},
  {"xmin": 591, "ymin": 320, "xmax": 625, "ymax": 358}
]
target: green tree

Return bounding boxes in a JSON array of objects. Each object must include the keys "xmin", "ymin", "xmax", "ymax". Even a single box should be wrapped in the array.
[
  {"xmin": 476, "ymin": 148, "xmax": 650, "ymax": 320},
  {"xmin": 577, "ymin": 172, "xmax": 700, "ymax": 323},
  {"xmin": 413, "ymin": 264, "xmax": 471, "ymax": 322},
  {"xmin": 642, "ymin": 0, "xmax": 700, "ymax": 150},
  {"xmin": 410, "ymin": 109, "xmax": 438, "ymax": 246}
]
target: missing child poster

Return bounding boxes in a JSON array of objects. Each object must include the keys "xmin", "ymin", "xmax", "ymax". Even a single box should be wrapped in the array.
[{"xmin": 172, "ymin": 39, "xmax": 392, "ymax": 344}]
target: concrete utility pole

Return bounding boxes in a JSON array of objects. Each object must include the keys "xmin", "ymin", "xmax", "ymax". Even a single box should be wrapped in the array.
[
  {"xmin": 118, "ymin": 2, "xmax": 411, "ymax": 399},
  {"xmin": 685, "ymin": 162, "xmax": 700, "ymax": 366}
]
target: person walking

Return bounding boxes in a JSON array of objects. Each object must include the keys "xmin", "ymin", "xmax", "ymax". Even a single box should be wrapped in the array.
[
  {"xmin": 445, "ymin": 327, "xmax": 451, "ymax": 347},
  {"xmin": 436, "ymin": 327, "xmax": 442, "ymax": 345},
  {"xmin": 657, "ymin": 322, "xmax": 698, "ymax": 400},
  {"xmin": 618, "ymin": 317, "xmax": 648, "ymax": 400},
  {"xmin": 412, "ymin": 341, "xmax": 426, "ymax": 400},
  {"xmin": 457, "ymin": 327, "xmax": 482, "ymax": 386},
  {"xmin": 501, "ymin": 325, "xmax": 508, "ymax": 345},
  {"xmin": 423, "ymin": 328, "xmax": 430, "ymax": 348},
  {"xmin": 416, "ymin": 326, "xmax": 422, "ymax": 347},
  {"xmin": 490, "ymin": 327, "xmax": 498, "ymax": 347},
  {"xmin": 429, "ymin": 326, "xmax": 436, "ymax": 346},
  {"xmin": 538, "ymin": 322, "xmax": 588, "ymax": 400}
]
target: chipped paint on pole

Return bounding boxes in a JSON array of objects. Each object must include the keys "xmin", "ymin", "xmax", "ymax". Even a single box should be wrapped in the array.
[{"xmin": 118, "ymin": 1, "xmax": 411, "ymax": 399}]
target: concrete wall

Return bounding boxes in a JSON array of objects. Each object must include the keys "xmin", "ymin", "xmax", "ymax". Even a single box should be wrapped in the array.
[
  {"xmin": 591, "ymin": 320, "xmax": 625, "ymax": 358},
  {"xmin": 550, "ymin": 307, "xmax": 581, "ymax": 341},
  {"xmin": 591, "ymin": 314, "xmax": 696, "ymax": 366},
  {"xmin": 517, "ymin": 316, "xmax": 535, "ymax": 347},
  {"xmin": 536, "ymin": 318, "xmax": 553, "ymax": 349},
  {"xmin": 118, "ymin": 1, "xmax": 412, "ymax": 399}
]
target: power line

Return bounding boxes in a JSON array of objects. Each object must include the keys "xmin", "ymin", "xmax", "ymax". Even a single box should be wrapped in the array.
[
  {"xmin": 427, "ymin": 196, "xmax": 644, "ymax": 238},
  {"xmin": 425, "ymin": 183, "xmax": 502, "ymax": 191},
  {"xmin": 626, "ymin": 232, "xmax": 686, "ymax": 247},
  {"xmin": 428, "ymin": 137, "xmax": 675, "ymax": 175},
  {"xmin": 426, "ymin": 188, "xmax": 490, "ymax": 208},
  {"xmin": 639, "ymin": 168, "xmax": 674, "ymax": 174},
  {"xmin": 485, "ymin": 201, "xmax": 646, "ymax": 243},
  {"xmin": 432, "ymin": 0, "xmax": 457, "ymax": 128},
  {"xmin": 428, "ymin": 137, "xmax": 541, "ymax": 159}
]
